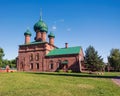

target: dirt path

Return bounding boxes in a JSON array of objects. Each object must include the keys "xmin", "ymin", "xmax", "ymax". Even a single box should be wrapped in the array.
[{"xmin": 112, "ymin": 77, "xmax": 120, "ymax": 87}]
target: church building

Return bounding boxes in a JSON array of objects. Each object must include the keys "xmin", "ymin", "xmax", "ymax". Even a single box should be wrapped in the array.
[{"xmin": 17, "ymin": 15, "xmax": 85, "ymax": 72}]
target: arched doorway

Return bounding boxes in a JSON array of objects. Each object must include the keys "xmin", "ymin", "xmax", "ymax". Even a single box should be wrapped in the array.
[{"xmin": 62, "ymin": 60, "xmax": 68, "ymax": 72}]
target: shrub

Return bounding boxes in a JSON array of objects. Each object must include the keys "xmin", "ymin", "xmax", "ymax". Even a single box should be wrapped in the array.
[
  {"xmin": 67, "ymin": 70, "xmax": 72, "ymax": 73},
  {"xmin": 58, "ymin": 70, "xmax": 64, "ymax": 73}
]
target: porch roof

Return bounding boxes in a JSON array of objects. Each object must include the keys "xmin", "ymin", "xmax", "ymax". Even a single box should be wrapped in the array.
[{"xmin": 61, "ymin": 61, "xmax": 68, "ymax": 64}]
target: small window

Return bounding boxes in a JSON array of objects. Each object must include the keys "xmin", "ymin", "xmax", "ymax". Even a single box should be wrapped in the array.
[
  {"xmin": 30, "ymin": 63, "xmax": 33, "ymax": 69},
  {"xmin": 30, "ymin": 54, "xmax": 33, "ymax": 61},
  {"xmin": 35, "ymin": 53, "xmax": 39, "ymax": 61},
  {"xmin": 57, "ymin": 60, "xmax": 61, "ymax": 68},
  {"xmin": 36, "ymin": 63, "xmax": 39, "ymax": 69},
  {"xmin": 49, "ymin": 63, "xmax": 53, "ymax": 69},
  {"xmin": 21, "ymin": 62, "xmax": 24, "ymax": 69},
  {"xmin": 57, "ymin": 63, "xmax": 60, "ymax": 68}
]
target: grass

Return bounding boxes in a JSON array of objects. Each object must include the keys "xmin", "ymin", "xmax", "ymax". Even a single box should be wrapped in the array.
[{"xmin": 0, "ymin": 72, "xmax": 120, "ymax": 96}]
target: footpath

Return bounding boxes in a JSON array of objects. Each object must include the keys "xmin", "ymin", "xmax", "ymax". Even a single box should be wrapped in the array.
[{"xmin": 112, "ymin": 76, "xmax": 120, "ymax": 87}]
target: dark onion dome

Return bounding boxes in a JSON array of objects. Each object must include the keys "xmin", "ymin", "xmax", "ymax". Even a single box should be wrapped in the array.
[
  {"xmin": 34, "ymin": 18, "xmax": 48, "ymax": 33},
  {"xmin": 24, "ymin": 29, "xmax": 32, "ymax": 36},
  {"xmin": 48, "ymin": 32, "xmax": 55, "ymax": 38}
]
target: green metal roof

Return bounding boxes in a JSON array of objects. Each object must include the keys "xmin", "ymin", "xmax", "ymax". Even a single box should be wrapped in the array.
[
  {"xmin": 24, "ymin": 29, "xmax": 32, "ymax": 36},
  {"xmin": 46, "ymin": 46, "xmax": 81, "ymax": 56},
  {"xmin": 62, "ymin": 61, "xmax": 68, "ymax": 64},
  {"xmin": 29, "ymin": 41, "xmax": 46, "ymax": 45},
  {"xmin": 19, "ymin": 41, "xmax": 46, "ymax": 46},
  {"xmin": 34, "ymin": 19, "xmax": 48, "ymax": 33},
  {"xmin": 48, "ymin": 32, "xmax": 55, "ymax": 38}
]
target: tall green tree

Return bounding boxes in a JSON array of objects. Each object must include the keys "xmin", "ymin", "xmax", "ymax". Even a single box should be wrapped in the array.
[
  {"xmin": 0, "ymin": 47, "xmax": 4, "ymax": 67},
  {"xmin": 108, "ymin": 49, "xmax": 120, "ymax": 71},
  {"xmin": 85, "ymin": 45, "xmax": 104, "ymax": 71}
]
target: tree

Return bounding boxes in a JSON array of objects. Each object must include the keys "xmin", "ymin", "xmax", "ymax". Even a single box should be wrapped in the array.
[
  {"xmin": 85, "ymin": 45, "xmax": 104, "ymax": 71},
  {"xmin": 9, "ymin": 59, "xmax": 16, "ymax": 68},
  {"xmin": 0, "ymin": 47, "xmax": 16, "ymax": 68},
  {"xmin": 108, "ymin": 49, "xmax": 120, "ymax": 71},
  {"xmin": 2, "ymin": 59, "xmax": 9, "ymax": 68},
  {"xmin": 2, "ymin": 59, "xmax": 16, "ymax": 68},
  {"xmin": 0, "ymin": 47, "xmax": 4, "ymax": 67}
]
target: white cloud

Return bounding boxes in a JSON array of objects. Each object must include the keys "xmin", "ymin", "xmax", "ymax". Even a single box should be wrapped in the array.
[{"xmin": 52, "ymin": 25, "xmax": 57, "ymax": 30}]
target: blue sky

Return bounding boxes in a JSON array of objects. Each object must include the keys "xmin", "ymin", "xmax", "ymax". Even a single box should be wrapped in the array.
[{"xmin": 0, "ymin": 0, "xmax": 120, "ymax": 62}]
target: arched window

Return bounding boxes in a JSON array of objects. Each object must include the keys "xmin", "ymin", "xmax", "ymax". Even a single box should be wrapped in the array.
[
  {"xmin": 57, "ymin": 60, "xmax": 61, "ymax": 68},
  {"xmin": 30, "ymin": 63, "xmax": 33, "ymax": 69},
  {"xmin": 35, "ymin": 53, "xmax": 39, "ymax": 61},
  {"xmin": 50, "ymin": 64, "xmax": 53, "ymax": 69},
  {"xmin": 36, "ymin": 63, "xmax": 39, "ymax": 69},
  {"xmin": 49, "ymin": 60, "xmax": 54, "ymax": 69},
  {"xmin": 30, "ymin": 53, "xmax": 33, "ymax": 61},
  {"xmin": 20, "ymin": 62, "xmax": 23, "ymax": 69}
]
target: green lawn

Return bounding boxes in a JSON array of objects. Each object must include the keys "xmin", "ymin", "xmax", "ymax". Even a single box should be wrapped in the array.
[{"xmin": 0, "ymin": 72, "xmax": 120, "ymax": 96}]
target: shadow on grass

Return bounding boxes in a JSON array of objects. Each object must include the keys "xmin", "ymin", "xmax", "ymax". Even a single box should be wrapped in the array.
[{"xmin": 27, "ymin": 72, "xmax": 119, "ymax": 79}]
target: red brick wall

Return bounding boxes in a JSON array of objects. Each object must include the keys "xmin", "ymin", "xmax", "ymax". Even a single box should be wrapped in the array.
[
  {"xmin": 17, "ymin": 43, "xmax": 84, "ymax": 72},
  {"xmin": 45, "ymin": 54, "xmax": 81, "ymax": 72},
  {"xmin": 17, "ymin": 43, "xmax": 56, "ymax": 72}
]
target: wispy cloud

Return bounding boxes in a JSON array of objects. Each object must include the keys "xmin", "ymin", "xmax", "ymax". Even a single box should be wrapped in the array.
[
  {"xmin": 52, "ymin": 25, "xmax": 57, "ymax": 30},
  {"xmin": 51, "ymin": 19, "xmax": 71, "ymax": 32},
  {"xmin": 53, "ymin": 19, "xmax": 64, "ymax": 24},
  {"xmin": 51, "ymin": 19, "xmax": 64, "ymax": 31}
]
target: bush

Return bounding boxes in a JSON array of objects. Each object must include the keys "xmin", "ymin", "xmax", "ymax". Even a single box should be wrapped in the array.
[
  {"xmin": 67, "ymin": 70, "xmax": 72, "ymax": 73},
  {"xmin": 58, "ymin": 70, "xmax": 64, "ymax": 73}
]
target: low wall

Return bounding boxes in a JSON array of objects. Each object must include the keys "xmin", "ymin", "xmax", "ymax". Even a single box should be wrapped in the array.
[{"xmin": 0, "ymin": 69, "xmax": 17, "ymax": 72}]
